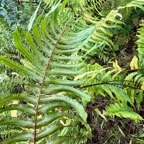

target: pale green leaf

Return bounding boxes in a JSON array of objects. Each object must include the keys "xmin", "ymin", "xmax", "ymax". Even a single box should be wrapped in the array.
[{"xmin": 28, "ymin": 1, "xmax": 41, "ymax": 31}]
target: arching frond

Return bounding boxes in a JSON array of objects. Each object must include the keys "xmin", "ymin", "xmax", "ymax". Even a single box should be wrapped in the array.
[{"xmin": 0, "ymin": 3, "xmax": 91, "ymax": 143}]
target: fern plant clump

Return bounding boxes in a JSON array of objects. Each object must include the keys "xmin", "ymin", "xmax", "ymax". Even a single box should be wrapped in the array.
[{"xmin": 0, "ymin": 0, "xmax": 144, "ymax": 143}]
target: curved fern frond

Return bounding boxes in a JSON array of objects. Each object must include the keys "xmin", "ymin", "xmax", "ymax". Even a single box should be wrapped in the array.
[{"xmin": 0, "ymin": 3, "xmax": 91, "ymax": 144}]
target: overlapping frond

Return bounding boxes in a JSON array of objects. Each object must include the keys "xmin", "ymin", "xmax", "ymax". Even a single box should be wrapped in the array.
[{"xmin": 0, "ymin": 3, "xmax": 91, "ymax": 144}]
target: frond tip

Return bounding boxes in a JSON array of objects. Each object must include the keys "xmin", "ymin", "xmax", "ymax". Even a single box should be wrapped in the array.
[{"xmin": 106, "ymin": 103, "xmax": 143, "ymax": 123}]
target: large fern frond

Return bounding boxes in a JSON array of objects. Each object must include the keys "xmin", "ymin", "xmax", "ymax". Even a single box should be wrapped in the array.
[{"xmin": 0, "ymin": 3, "xmax": 91, "ymax": 144}]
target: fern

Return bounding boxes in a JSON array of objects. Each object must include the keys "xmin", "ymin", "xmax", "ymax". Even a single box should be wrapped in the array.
[
  {"xmin": 105, "ymin": 103, "xmax": 143, "ymax": 123},
  {"xmin": 81, "ymin": 9, "xmax": 124, "ymax": 62},
  {"xmin": 78, "ymin": 0, "xmax": 144, "ymax": 62},
  {"xmin": 1, "ymin": 0, "xmax": 144, "ymax": 143},
  {"xmin": 136, "ymin": 20, "xmax": 144, "ymax": 68},
  {"xmin": 0, "ymin": 2, "xmax": 92, "ymax": 144},
  {"xmin": 78, "ymin": 62, "xmax": 144, "ymax": 122}
]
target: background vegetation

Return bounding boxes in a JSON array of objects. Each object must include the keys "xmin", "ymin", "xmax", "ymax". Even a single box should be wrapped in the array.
[{"xmin": 0, "ymin": 0, "xmax": 144, "ymax": 143}]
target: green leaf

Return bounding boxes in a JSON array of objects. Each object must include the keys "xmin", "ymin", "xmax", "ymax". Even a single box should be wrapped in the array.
[
  {"xmin": 0, "ymin": 56, "xmax": 41, "ymax": 81},
  {"xmin": 36, "ymin": 124, "xmax": 64, "ymax": 141},
  {"xmin": 0, "ymin": 104, "xmax": 35, "ymax": 115},
  {"xmin": 0, "ymin": 93, "xmax": 37, "ymax": 106},
  {"xmin": 28, "ymin": 1, "xmax": 41, "ymax": 31},
  {"xmin": 42, "ymin": 86, "xmax": 91, "ymax": 102},
  {"xmin": 4, "ymin": 134, "xmax": 33, "ymax": 144},
  {"xmin": 40, "ymin": 96, "xmax": 87, "ymax": 122},
  {"xmin": 0, "ymin": 119, "xmax": 33, "ymax": 128},
  {"xmin": 38, "ymin": 103, "xmax": 68, "ymax": 114},
  {"xmin": 47, "ymin": 136, "xmax": 69, "ymax": 144},
  {"xmin": 45, "ymin": 0, "xmax": 61, "ymax": 17},
  {"xmin": 13, "ymin": 28, "xmax": 44, "ymax": 71},
  {"xmin": 37, "ymin": 113, "xmax": 65, "ymax": 127}
]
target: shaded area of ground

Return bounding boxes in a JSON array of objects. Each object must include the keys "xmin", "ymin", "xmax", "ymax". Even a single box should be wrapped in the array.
[{"xmin": 86, "ymin": 97, "xmax": 144, "ymax": 144}]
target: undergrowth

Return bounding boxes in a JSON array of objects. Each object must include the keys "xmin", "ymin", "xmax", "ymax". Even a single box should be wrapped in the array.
[{"xmin": 0, "ymin": 0, "xmax": 144, "ymax": 143}]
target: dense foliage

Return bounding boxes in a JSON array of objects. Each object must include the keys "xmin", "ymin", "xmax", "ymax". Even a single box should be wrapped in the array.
[{"xmin": 0, "ymin": 0, "xmax": 144, "ymax": 143}]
